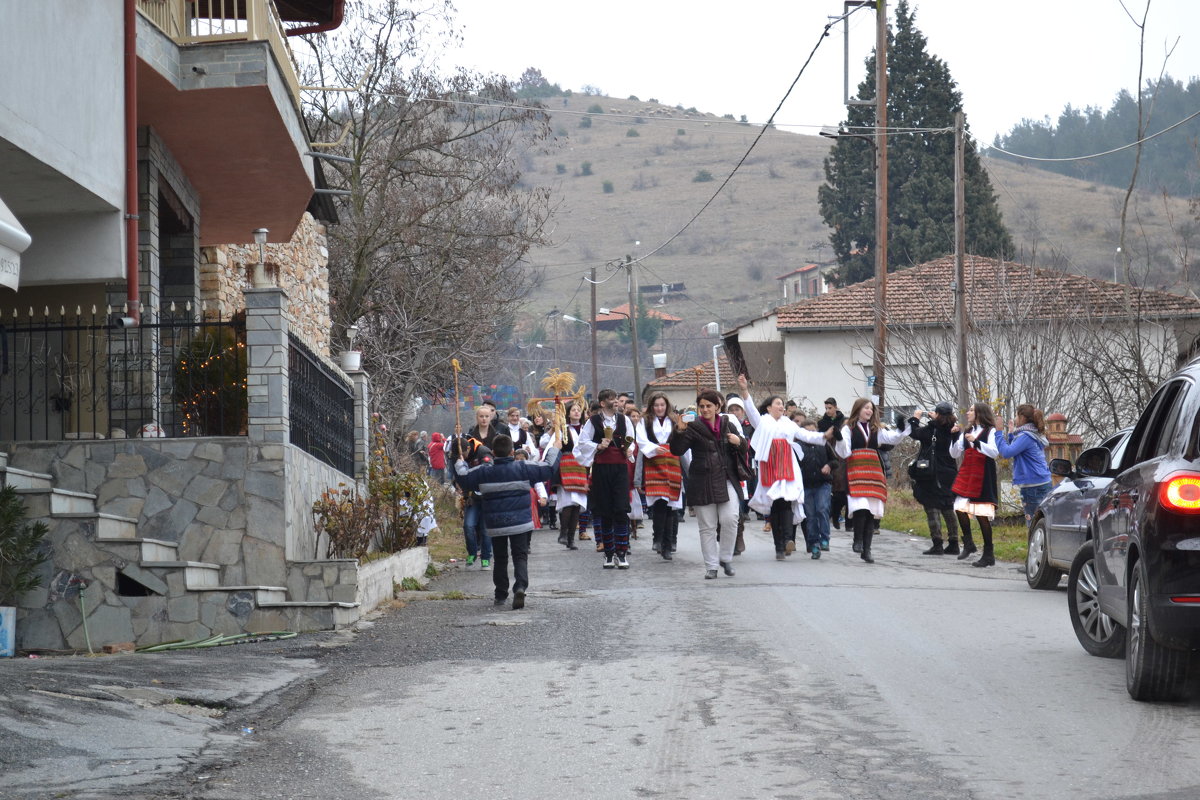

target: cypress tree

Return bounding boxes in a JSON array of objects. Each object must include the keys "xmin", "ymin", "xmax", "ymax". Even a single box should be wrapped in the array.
[{"xmin": 818, "ymin": 0, "xmax": 1013, "ymax": 286}]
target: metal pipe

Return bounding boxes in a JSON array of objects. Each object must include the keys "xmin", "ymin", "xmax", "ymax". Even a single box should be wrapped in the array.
[{"xmin": 124, "ymin": 0, "xmax": 140, "ymax": 324}]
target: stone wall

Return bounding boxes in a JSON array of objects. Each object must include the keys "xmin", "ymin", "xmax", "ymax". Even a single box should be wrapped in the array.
[
  {"xmin": 284, "ymin": 444, "xmax": 353, "ymax": 562},
  {"xmin": 287, "ymin": 548, "xmax": 430, "ymax": 615},
  {"xmin": 199, "ymin": 212, "xmax": 332, "ymax": 355}
]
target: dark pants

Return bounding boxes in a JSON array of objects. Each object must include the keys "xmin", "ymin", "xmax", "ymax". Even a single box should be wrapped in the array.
[
  {"xmin": 492, "ymin": 532, "xmax": 531, "ymax": 600},
  {"xmin": 830, "ymin": 492, "xmax": 848, "ymax": 526},
  {"xmin": 853, "ymin": 509, "xmax": 875, "ymax": 554},
  {"xmin": 559, "ymin": 505, "xmax": 581, "ymax": 546},
  {"xmin": 770, "ymin": 498, "xmax": 792, "ymax": 553},
  {"xmin": 598, "ymin": 515, "xmax": 630, "ymax": 556},
  {"xmin": 925, "ymin": 507, "xmax": 957, "ymax": 543}
]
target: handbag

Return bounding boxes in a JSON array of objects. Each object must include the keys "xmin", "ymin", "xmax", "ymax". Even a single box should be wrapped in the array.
[{"xmin": 908, "ymin": 450, "xmax": 934, "ymax": 480}]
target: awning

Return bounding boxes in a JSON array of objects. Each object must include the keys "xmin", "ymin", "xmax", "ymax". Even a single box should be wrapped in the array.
[{"xmin": 0, "ymin": 194, "xmax": 30, "ymax": 291}]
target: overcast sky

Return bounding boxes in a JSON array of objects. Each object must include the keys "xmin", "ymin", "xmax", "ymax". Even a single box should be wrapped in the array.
[{"xmin": 442, "ymin": 0, "xmax": 1200, "ymax": 144}]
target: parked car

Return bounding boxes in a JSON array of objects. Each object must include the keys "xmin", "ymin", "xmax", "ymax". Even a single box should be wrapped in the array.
[
  {"xmin": 1072, "ymin": 359, "xmax": 1200, "ymax": 701},
  {"xmin": 1026, "ymin": 428, "xmax": 1132, "ymax": 591}
]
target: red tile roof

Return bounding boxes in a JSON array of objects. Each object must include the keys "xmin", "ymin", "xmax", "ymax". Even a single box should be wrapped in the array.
[
  {"xmin": 595, "ymin": 302, "xmax": 683, "ymax": 324},
  {"xmin": 647, "ymin": 354, "xmax": 737, "ymax": 389},
  {"xmin": 775, "ymin": 255, "xmax": 1200, "ymax": 330}
]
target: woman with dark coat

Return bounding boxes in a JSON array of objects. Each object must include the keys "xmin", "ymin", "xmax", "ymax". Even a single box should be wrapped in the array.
[
  {"xmin": 669, "ymin": 389, "xmax": 748, "ymax": 580},
  {"xmin": 906, "ymin": 402, "xmax": 961, "ymax": 555}
]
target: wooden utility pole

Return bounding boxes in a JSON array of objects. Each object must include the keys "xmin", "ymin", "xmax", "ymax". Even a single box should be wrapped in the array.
[
  {"xmin": 626, "ymin": 256, "xmax": 641, "ymax": 402},
  {"xmin": 589, "ymin": 266, "xmax": 598, "ymax": 399},
  {"xmin": 953, "ymin": 111, "xmax": 968, "ymax": 413},
  {"xmin": 873, "ymin": 0, "xmax": 889, "ymax": 411}
]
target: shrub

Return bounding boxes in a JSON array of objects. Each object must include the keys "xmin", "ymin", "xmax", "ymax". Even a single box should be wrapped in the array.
[
  {"xmin": 579, "ymin": 116, "xmax": 592, "ymax": 129},
  {"xmin": 602, "ymin": 181, "xmax": 614, "ymax": 193},
  {"xmin": 555, "ymin": 126, "xmax": 567, "ymax": 137},
  {"xmin": 556, "ymin": 163, "xmax": 567, "ymax": 174},
  {"xmin": 627, "ymin": 94, "xmax": 640, "ymax": 101},
  {"xmin": 0, "ymin": 485, "xmax": 49, "ymax": 605},
  {"xmin": 677, "ymin": 128, "xmax": 686, "ymax": 136},
  {"xmin": 693, "ymin": 169, "xmax": 714, "ymax": 183},
  {"xmin": 587, "ymin": 103, "xmax": 604, "ymax": 114},
  {"xmin": 581, "ymin": 161, "xmax": 593, "ymax": 176},
  {"xmin": 633, "ymin": 116, "xmax": 645, "ymax": 124},
  {"xmin": 648, "ymin": 98, "xmax": 658, "ymax": 103},
  {"xmin": 722, "ymin": 113, "xmax": 735, "ymax": 120},
  {"xmin": 626, "ymin": 128, "xmax": 640, "ymax": 137},
  {"xmin": 172, "ymin": 314, "xmax": 247, "ymax": 436},
  {"xmin": 686, "ymin": 106, "xmax": 698, "ymax": 113}
]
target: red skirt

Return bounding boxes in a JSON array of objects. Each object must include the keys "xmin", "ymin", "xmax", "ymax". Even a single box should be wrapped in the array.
[
  {"xmin": 643, "ymin": 454, "xmax": 683, "ymax": 500},
  {"xmin": 758, "ymin": 438, "xmax": 796, "ymax": 487},
  {"xmin": 846, "ymin": 449, "xmax": 888, "ymax": 502}
]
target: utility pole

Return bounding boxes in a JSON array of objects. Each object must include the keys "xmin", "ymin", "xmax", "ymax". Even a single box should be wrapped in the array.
[
  {"xmin": 953, "ymin": 110, "xmax": 968, "ymax": 413},
  {"xmin": 872, "ymin": 0, "xmax": 889, "ymax": 412},
  {"xmin": 625, "ymin": 255, "xmax": 641, "ymax": 402},
  {"xmin": 589, "ymin": 266, "xmax": 598, "ymax": 399}
]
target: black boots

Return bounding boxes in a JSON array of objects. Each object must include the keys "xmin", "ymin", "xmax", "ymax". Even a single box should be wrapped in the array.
[
  {"xmin": 973, "ymin": 547, "xmax": 995, "ymax": 567},
  {"xmin": 922, "ymin": 539, "xmax": 944, "ymax": 555},
  {"xmin": 734, "ymin": 513, "xmax": 746, "ymax": 556},
  {"xmin": 943, "ymin": 538, "xmax": 960, "ymax": 555},
  {"xmin": 957, "ymin": 533, "xmax": 976, "ymax": 561}
]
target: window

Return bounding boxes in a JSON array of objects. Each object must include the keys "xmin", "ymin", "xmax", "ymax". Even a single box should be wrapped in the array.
[{"xmin": 1127, "ymin": 380, "xmax": 1187, "ymax": 466}]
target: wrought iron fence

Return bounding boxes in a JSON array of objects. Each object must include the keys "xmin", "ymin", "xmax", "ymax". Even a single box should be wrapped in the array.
[
  {"xmin": 0, "ymin": 307, "xmax": 245, "ymax": 441},
  {"xmin": 288, "ymin": 333, "xmax": 354, "ymax": 475}
]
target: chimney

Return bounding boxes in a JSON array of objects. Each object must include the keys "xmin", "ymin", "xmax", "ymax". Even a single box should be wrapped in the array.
[{"xmin": 652, "ymin": 352, "xmax": 667, "ymax": 379}]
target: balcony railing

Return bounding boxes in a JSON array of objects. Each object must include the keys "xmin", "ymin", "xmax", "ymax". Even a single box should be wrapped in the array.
[{"xmin": 136, "ymin": 0, "xmax": 302, "ymax": 107}]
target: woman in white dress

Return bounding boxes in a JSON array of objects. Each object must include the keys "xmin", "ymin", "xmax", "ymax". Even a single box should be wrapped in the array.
[
  {"xmin": 949, "ymin": 402, "xmax": 1001, "ymax": 567},
  {"xmin": 736, "ymin": 375, "xmax": 832, "ymax": 561},
  {"xmin": 542, "ymin": 401, "xmax": 589, "ymax": 550},
  {"xmin": 636, "ymin": 393, "xmax": 687, "ymax": 560},
  {"xmin": 833, "ymin": 398, "xmax": 908, "ymax": 563}
]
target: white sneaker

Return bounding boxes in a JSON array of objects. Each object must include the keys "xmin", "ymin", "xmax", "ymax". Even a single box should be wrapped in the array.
[
  {"xmin": 616, "ymin": 553, "xmax": 629, "ymax": 569},
  {"xmin": 603, "ymin": 555, "xmax": 615, "ymax": 569}
]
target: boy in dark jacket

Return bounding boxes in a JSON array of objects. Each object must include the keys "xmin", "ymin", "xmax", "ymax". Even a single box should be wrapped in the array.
[{"xmin": 455, "ymin": 434, "xmax": 560, "ymax": 609}]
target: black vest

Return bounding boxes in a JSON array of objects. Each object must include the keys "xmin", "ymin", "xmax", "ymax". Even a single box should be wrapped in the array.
[
  {"xmin": 642, "ymin": 416, "xmax": 671, "ymax": 445},
  {"xmin": 850, "ymin": 422, "xmax": 881, "ymax": 450},
  {"xmin": 590, "ymin": 412, "xmax": 628, "ymax": 444}
]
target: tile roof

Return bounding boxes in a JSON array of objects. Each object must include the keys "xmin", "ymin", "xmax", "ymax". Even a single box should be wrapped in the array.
[
  {"xmin": 775, "ymin": 255, "xmax": 1200, "ymax": 330},
  {"xmin": 595, "ymin": 302, "xmax": 683, "ymax": 324},
  {"xmin": 647, "ymin": 354, "xmax": 737, "ymax": 389}
]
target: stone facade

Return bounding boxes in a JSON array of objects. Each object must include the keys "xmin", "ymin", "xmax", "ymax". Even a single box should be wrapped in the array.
[{"xmin": 199, "ymin": 212, "xmax": 332, "ymax": 355}]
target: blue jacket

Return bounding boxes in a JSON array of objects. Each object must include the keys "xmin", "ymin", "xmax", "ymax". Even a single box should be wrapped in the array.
[
  {"xmin": 995, "ymin": 430, "xmax": 1051, "ymax": 486},
  {"xmin": 455, "ymin": 448, "xmax": 559, "ymax": 537}
]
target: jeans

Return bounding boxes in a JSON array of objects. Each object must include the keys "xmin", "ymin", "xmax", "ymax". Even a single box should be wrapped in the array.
[
  {"xmin": 463, "ymin": 503, "xmax": 493, "ymax": 559},
  {"xmin": 491, "ymin": 532, "xmax": 530, "ymax": 599},
  {"xmin": 1019, "ymin": 482, "xmax": 1053, "ymax": 522},
  {"xmin": 803, "ymin": 482, "xmax": 832, "ymax": 548}
]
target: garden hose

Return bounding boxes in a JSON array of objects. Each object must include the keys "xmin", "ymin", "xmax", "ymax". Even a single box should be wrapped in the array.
[{"xmin": 136, "ymin": 631, "xmax": 297, "ymax": 653}]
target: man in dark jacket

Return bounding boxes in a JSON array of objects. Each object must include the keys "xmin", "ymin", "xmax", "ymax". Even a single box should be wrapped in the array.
[
  {"xmin": 798, "ymin": 421, "xmax": 835, "ymax": 558},
  {"xmin": 455, "ymin": 434, "xmax": 560, "ymax": 609}
]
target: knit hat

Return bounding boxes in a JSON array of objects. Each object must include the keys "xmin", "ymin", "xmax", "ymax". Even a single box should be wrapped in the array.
[{"xmin": 934, "ymin": 401, "xmax": 954, "ymax": 415}]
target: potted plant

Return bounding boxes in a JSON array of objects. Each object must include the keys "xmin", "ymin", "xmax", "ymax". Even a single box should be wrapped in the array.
[
  {"xmin": 0, "ymin": 484, "xmax": 49, "ymax": 657},
  {"xmin": 339, "ymin": 324, "xmax": 362, "ymax": 371}
]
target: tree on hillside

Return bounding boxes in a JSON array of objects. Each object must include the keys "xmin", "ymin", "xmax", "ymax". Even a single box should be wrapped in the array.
[
  {"xmin": 515, "ymin": 67, "xmax": 567, "ymax": 99},
  {"xmin": 301, "ymin": 0, "xmax": 552, "ymax": 427},
  {"xmin": 818, "ymin": 0, "xmax": 1013, "ymax": 286}
]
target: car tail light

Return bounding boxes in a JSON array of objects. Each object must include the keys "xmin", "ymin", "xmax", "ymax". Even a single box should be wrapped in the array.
[
  {"xmin": 1159, "ymin": 473, "xmax": 1200, "ymax": 513},
  {"xmin": 1170, "ymin": 597, "xmax": 1200, "ymax": 604}
]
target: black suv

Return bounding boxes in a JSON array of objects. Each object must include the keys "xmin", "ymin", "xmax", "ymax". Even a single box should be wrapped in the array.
[{"xmin": 1074, "ymin": 358, "xmax": 1200, "ymax": 701}]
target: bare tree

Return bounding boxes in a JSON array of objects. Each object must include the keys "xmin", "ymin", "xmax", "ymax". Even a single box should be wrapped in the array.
[{"xmin": 300, "ymin": 0, "xmax": 553, "ymax": 425}]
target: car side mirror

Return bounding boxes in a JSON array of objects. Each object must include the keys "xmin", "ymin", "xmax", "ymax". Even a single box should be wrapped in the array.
[
  {"xmin": 1075, "ymin": 446, "xmax": 1112, "ymax": 477},
  {"xmin": 1049, "ymin": 458, "xmax": 1073, "ymax": 477}
]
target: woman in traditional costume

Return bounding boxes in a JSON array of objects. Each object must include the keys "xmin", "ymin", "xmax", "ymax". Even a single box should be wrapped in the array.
[
  {"xmin": 949, "ymin": 402, "xmax": 1001, "ymax": 567},
  {"xmin": 545, "ymin": 401, "xmax": 589, "ymax": 550},
  {"xmin": 636, "ymin": 393, "xmax": 685, "ymax": 560},
  {"xmin": 833, "ymin": 398, "xmax": 909, "ymax": 564}
]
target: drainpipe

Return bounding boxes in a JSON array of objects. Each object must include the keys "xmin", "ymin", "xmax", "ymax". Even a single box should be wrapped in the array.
[
  {"xmin": 286, "ymin": 0, "xmax": 344, "ymax": 36},
  {"xmin": 124, "ymin": 0, "xmax": 140, "ymax": 324}
]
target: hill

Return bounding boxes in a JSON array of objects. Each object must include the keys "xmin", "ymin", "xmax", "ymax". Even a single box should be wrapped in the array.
[{"xmin": 516, "ymin": 93, "xmax": 1196, "ymax": 338}]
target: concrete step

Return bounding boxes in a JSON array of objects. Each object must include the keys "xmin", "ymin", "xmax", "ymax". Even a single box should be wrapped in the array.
[
  {"xmin": 190, "ymin": 585, "xmax": 289, "ymax": 604},
  {"xmin": 15, "ymin": 487, "xmax": 99, "ymax": 515},
  {"xmin": 257, "ymin": 601, "xmax": 361, "ymax": 630},
  {"xmin": 141, "ymin": 561, "xmax": 222, "ymax": 589},
  {"xmin": 60, "ymin": 512, "xmax": 140, "ymax": 540},
  {"xmin": 1, "ymin": 465, "xmax": 53, "ymax": 490}
]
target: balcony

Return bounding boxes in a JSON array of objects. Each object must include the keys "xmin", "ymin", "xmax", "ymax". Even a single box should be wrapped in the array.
[{"xmin": 135, "ymin": 0, "xmax": 325, "ymax": 244}]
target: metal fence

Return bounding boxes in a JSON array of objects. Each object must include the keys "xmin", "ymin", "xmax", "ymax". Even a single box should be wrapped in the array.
[
  {"xmin": 0, "ymin": 308, "xmax": 246, "ymax": 442},
  {"xmin": 288, "ymin": 333, "xmax": 354, "ymax": 475}
]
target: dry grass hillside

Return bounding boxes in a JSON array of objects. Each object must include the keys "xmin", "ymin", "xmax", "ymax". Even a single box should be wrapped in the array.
[{"xmin": 517, "ymin": 93, "xmax": 1197, "ymax": 337}]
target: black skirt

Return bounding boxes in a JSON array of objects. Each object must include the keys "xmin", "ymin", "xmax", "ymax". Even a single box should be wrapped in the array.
[{"xmin": 588, "ymin": 461, "xmax": 631, "ymax": 516}]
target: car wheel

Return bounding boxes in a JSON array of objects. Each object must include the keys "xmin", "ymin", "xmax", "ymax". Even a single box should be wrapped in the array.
[
  {"xmin": 1126, "ymin": 560, "xmax": 1194, "ymax": 701},
  {"xmin": 1067, "ymin": 541, "xmax": 1126, "ymax": 659},
  {"xmin": 1026, "ymin": 517, "xmax": 1063, "ymax": 590}
]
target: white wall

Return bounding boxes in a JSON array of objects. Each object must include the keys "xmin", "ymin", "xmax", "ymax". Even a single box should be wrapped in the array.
[
  {"xmin": 782, "ymin": 328, "xmax": 924, "ymax": 414},
  {"xmin": 0, "ymin": 2, "xmax": 126, "ymax": 283}
]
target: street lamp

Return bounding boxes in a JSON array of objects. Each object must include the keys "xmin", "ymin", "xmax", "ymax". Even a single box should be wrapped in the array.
[
  {"xmin": 705, "ymin": 322, "xmax": 725, "ymax": 393},
  {"xmin": 601, "ymin": 307, "xmax": 641, "ymax": 395},
  {"xmin": 534, "ymin": 342, "xmax": 558, "ymax": 370},
  {"xmin": 251, "ymin": 228, "xmax": 271, "ymax": 288},
  {"xmin": 562, "ymin": 313, "xmax": 591, "ymax": 329}
]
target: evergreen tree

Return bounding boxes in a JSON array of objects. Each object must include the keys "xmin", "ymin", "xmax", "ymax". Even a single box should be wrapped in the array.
[{"xmin": 818, "ymin": 0, "xmax": 1013, "ymax": 286}]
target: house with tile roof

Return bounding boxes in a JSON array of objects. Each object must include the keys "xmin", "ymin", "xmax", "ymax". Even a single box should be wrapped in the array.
[
  {"xmin": 725, "ymin": 255, "xmax": 1200, "ymax": 425},
  {"xmin": 593, "ymin": 302, "xmax": 683, "ymax": 332},
  {"xmin": 645, "ymin": 354, "xmax": 738, "ymax": 411}
]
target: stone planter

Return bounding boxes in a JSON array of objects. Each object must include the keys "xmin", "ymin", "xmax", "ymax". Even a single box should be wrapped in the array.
[{"xmin": 340, "ymin": 350, "xmax": 362, "ymax": 371}]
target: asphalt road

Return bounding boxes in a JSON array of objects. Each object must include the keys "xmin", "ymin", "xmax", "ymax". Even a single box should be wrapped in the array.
[{"xmin": 4, "ymin": 517, "xmax": 1200, "ymax": 800}]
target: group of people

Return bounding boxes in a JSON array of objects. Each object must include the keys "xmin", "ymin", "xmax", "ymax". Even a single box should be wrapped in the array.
[{"xmin": 445, "ymin": 379, "xmax": 1055, "ymax": 609}]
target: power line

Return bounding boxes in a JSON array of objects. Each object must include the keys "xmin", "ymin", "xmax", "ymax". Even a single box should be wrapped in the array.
[{"xmin": 987, "ymin": 108, "xmax": 1200, "ymax": 163}]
